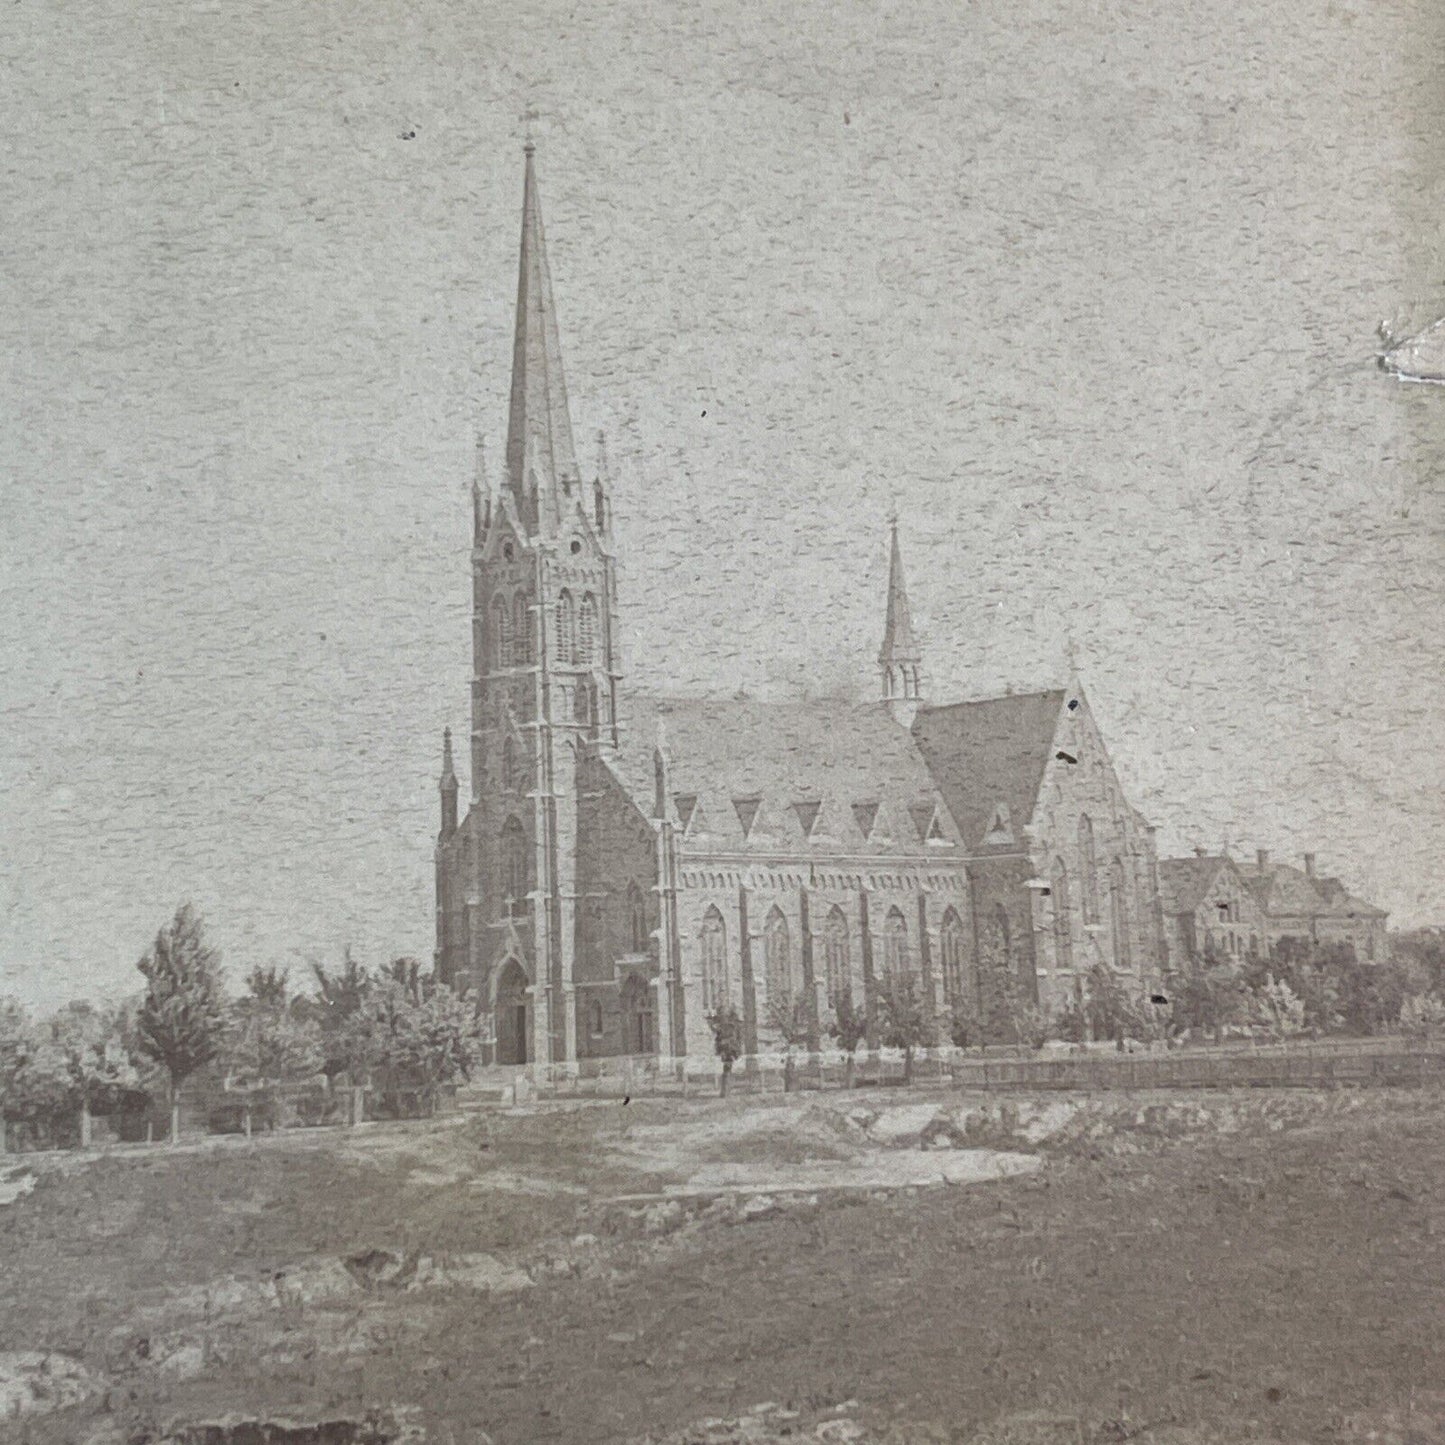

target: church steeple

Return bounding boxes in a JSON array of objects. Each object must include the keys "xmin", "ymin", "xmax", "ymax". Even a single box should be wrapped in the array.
[
  {"xmin": 879, "ymin": 518, "xmax": 924, "ymax": 725},
  {"xmin": 504, "ymin": 143, "xmax": 581, "ymax": 536}
]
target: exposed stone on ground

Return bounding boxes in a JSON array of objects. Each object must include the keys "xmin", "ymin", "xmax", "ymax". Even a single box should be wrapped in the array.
[{"xmin": 0, "ymin": 1349, "xmax": 105, "ymax": 1416}]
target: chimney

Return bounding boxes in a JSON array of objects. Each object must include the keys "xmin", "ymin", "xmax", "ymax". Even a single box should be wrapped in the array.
[
  {"xmin": 1257, "ymin": 848, "xmax": 1270, "ymax": 870},
  {"xmin": 1303, "ymin": 853, "xmax": 1316, "ymax": 878}
]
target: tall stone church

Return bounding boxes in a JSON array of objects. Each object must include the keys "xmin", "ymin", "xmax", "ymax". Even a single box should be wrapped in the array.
[{"xmin": 434, "ymin": 149, "xmax": 1165, "ymax": 1066}]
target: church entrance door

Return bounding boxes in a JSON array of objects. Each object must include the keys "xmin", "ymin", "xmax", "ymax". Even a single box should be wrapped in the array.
[
  {"xmin": 620, "ymin": 975, "xmax": 655, "ymax": 1056},
  {"xmin": 495, "ymin": 960, "xmax": 529, "ymax": 1065}
]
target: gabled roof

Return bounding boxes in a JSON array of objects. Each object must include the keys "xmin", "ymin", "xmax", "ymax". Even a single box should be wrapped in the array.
[
  {"xmin": 1237, "ymin": 860, "xmax": 1388, "ymax": 921},
  {"xmin": 1158, "ymin": 856, "xmax": 1231, "ymax": 916},
  {"xmin": 910, "ymin": 690, "xmax": 1065, "ymax": 851},
  {"xmin": 608, "ymin": 694, "xmax": 957, "ymax": 854}
]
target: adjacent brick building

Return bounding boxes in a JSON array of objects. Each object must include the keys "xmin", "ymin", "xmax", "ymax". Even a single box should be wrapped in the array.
[
  {"xmin": 434, "ymin": 151, "xmax": 1165, "ymax": 1065},
  {"xmin": 1160, "ymin": 848, "xmax": 1388, "ymax": 971}
]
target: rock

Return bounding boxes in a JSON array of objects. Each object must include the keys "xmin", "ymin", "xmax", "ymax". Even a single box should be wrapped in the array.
[
  {"xmin": 421, "ymin": 1252, "xmax": 533, "ymax": 1293},
  {"xmin": 571, "ymin": 1232, "xmax": 600, "ymax": 1248},
  {"xmin": 0, "ymin": 1350, "xmax": 104, "ymax": 1418},
  {"xmin": 866, "ymin": 1104, "xmax": 944, "ymax": 1144},
  {"xmin": 275, "ymin": 1257, "xmax": 361, "ymax": 1305},
  {"xmin": 740, "ymin": 1195, "xmax": 780, "ymax": 1221}
]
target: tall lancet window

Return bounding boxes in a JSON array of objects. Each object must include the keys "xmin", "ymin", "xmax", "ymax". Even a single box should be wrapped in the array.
[
  {"xmin": 628, "ymin": 882, "xmax": 648, "ymax": 954},
  {"xmin": 492, "ymin": 595, "xmax": 512, "ymax": 668},
  {"xmin": 1110, "ymin": 857, "xmax": 1132, "ymax": 970},
  {"xmin": 501, "ymin": 816, "xmax": 528, "ymax": 917},
  {"xmin": 823, "ymin": 906, "xmax": 850, "ymax": 1009},
  {"xmin": 1052, "ymin": 861, "xmax": 1073, "ymax": 971},
  {"xmin": 555, "ymin": 590, "xmax": 576, "ymax": 665},
  {"xmin": 764, "ymin": 907, "xmax": 792, "ymax": 1006},
  {"xmin": 513, "ymin": 593, "xmax": 531, "ymax": 665},
  {"xmin": 882, "ymin": 907, "xmax": 909, "ymax": 981},
  {"xmin": 578, "ymin": 593, "xmax": 598, "ymax": 665},
  {"xmin": 700, "ymin": 907, "xmax": 728, "ymax": 1013},
  {"xmin": 1078, "ymin": 814, "xmax": 1099, "ymax": 925},
  {"xmin": 940, "ymin": 907, "xmax": 966, "ymax": 1005}
]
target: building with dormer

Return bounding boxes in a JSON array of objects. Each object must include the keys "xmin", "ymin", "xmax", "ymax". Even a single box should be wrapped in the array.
[{"xmin": 433, "ymin": 150, "xmax": 1166, "ymax": 1065}]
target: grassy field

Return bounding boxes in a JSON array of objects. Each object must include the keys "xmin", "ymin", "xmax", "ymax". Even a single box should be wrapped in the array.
[{"xmin": 2, "ymin": 1088, "xmax": 1443, "ymax": 1444}]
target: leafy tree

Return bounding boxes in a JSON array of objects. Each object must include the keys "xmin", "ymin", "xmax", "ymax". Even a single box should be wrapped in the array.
[
  {"xmin": 1083, "ymin": 964, "xmax": 1146, "ymax": 1049},
  {"xmin": 1168, "ymin": 962, "xmax": 1248, "ymax": 1043},
  {"xmin": 309, "ymin": 948, "xmax": 374, "ymax": 1085},
  {"xmin": 347, "ymin": 966, "xmax": 481, "ymax": 1115},
  {"xmin": 0, "ymin": 1001, "xmax": 73, "ymax": 1144},
  {"xmin": 767, "ymin": 991, "xmax": 812, "ymax": 1092},
  {"xmin": 136, "ymin": 904, "xmax": 226, "ymax": 1142},
  {"xmin": 828, "ymin": 992, "xmax": 868, "ymax": 1088},
  {"xmin": 1400, "ymin": 993, "xmax": 1445, "ymax": 1041},
  {"xmin": 707, "ymin": 1004, "xmax": 745, "ymax": 1095},
  {"xmin": 1251, "ymin": 975, "xmax": 1306, "ymax": 1039},
  {"xmin": 49, "ymin": 1003, "xmax": 144, "ymax": 1143},
  {"xmin": 876, "ymin": 970, "xmax": 932, "ymax": 1085},
  {"xmin": 224, "ymin": 968, "xmax": 324, "ymax": 1129}
]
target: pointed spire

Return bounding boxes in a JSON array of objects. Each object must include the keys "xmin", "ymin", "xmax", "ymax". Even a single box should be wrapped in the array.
[
  {"xmin": 505, "ymin": 144, "xmax": 580, "ymax": 535},
  {"xmin": 472, "ymin": 435, "xmax": 489, "ymax": 546},
  {"xmin": 879, "ymin": 518, "xmax": 924, "ymax": 722},
  {"xmin": 439, "ymin": 727, "xmax": 459, "ymax": 839}
]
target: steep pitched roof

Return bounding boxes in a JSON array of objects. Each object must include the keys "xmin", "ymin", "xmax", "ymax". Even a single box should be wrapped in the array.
[
  {"xmin": 1237, "ymin": 861, "xmax": 1388, "ymax": 921},
  {"xmin": 607, "ymin": 694, "xmax": 957, "ymax": 854},
  {"xmin": 910, "ymin": 690, "xmax": 1065, "ymax": 851},
  {"xmin": 1157, "ymin": 856, "xmax": 1229, "ymax": 916},
  {"xmin": 504, "ymin": 145, "xmax": 581, "ymax": 535}
]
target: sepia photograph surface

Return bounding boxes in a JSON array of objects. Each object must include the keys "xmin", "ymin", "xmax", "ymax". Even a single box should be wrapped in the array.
[{"xmin": 1, "ymin": 0, "xmax": 1443, "ymax": 1441}]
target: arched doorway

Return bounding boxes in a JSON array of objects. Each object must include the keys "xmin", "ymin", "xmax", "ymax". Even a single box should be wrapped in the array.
[
  {"xmin": 620, "ymin": 974, "xmax": 655, "ymax": 1056},
  {"xmin": 495, "ymin": 959, "xmax": 530, "ymax": 1065}
]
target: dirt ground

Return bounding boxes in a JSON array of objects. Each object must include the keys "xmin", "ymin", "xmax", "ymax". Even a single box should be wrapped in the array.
[{"xmin": 1, "ymin": 1087, "xmax": 1443, "ymax": 1444}]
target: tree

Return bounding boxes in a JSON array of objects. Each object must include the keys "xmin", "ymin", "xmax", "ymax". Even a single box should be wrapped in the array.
[
  {"xmin": 1251, "ymin": 975, "xmax": 1306, "ymax": 1040},
  {"xmin": 1168, "ymin": 961, "xmax": 1248, "ymax": 1043},
  {"xmin": 876, "ymin": 970, "xmax": 932, "ymax": 1085},
  {"xmin": 1083, "ymin": 964, "xmax": 1146, "ymax": 1049},
  {"xmin": 1400, "ymin": 993, "xmax": 1445, "ymax": 1041},
  {"xmin": 136, "ymin": 904, "xmax": 227, "ymax": 1142},
  {"xmin": 946, "ymin": 987, "xmax": 982, "ymax": 1052},
  {"xmin": 49, "ymin": 1003, "xmax": 144, "ymax": 1145},
  {"xmin": 348, "ymin": 965, "xmax": 480, "ymax": 1116},
  {"xmin": 707, "ymin": 1004, "xmax": 745, "ymax": 1096},
  {"xmin": 309, "ymin": 948, "xmax": 374, "ymax": 1086},
  {"xmin": 828, "ymin": 992, "xmax": 869, "ymax": 1089},
  {"xmin": 224, "ymin": 968, "xmax": 324, "ymax": 1131},
  {"xmin": 767, "ymin": 991, "xmax": 812, "ymax": 1092}
]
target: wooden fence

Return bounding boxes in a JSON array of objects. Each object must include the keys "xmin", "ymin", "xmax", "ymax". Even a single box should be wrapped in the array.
[{"xmin": 524, "ymin": 1038, "xmax": 1445, "ymax": 1100}]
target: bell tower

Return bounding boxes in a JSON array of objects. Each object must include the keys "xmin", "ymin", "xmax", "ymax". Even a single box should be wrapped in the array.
[{"xmin": 444, "ymin": 144, "xmax": 622, "ymax": 1064}]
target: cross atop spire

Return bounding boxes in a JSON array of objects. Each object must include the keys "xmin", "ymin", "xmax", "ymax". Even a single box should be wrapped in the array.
[
  {"xmin": 505, "ymin": 144, "xmax": 581, "ymax": 535},
  {"xmin": 879, "ymin": 519, "xmax": 924, "ymax": 724}
]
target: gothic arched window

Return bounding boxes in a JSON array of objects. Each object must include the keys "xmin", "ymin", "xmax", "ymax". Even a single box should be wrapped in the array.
[
  {"xmin": 555, "ymin": 590, "xmax": 576, "ymax": 665},
  {"xmin": 501, "ymin": 816, "xmax": 528, "ymax": 917},
  {"xmin": 513, "ymin": 593, "xmax": 531, "ymax": 665},
  {"xmin": 994, "ymin": 904, "xmax": 1012, "ymax": 971},
  {"xmin": 764, "ymin": 907, "xmax": 792, "ymax": 1005},
  {"xmin": 1078, "ymin": 814, "xmax": 1099, "ymax": 924},
  {"xmin": 586, "ymin": 998, "xmax": 604, "ymax": 1038},
  {"xmin": 502, "ymin": 734, "xmax": 520, "ymax": 793},
  {"xmin": 940, "ymin": 907, "xmax": 966, "ymax": 1004},
  {"xmin": 700, "ymin": 907, "xmax": 728, "ymax": 1013},
  {"xmin": 628, "ymin": 882, "xmax": 647, "ymax": 954},
  {"xmin": 578, "ymin": 593, "xmax": 598, "ymax": 666},
  {"xmin": 823, "ymin": 906, "xmax": 850, "ymax": 1008},
  {"xmin": 1110, "ymin": 857, "xmax": 1132, "ymax": 970},
  {"xmin": 1052, "ymin": 860, "xmax": 1073, "ymax": 971},
  {"xmin": 882, "ymin": 907, "xmax": 909, "ymax": 982},
  {"xmin": 492, "ymin": 595, "xmax": 511, "ymax": 669}
]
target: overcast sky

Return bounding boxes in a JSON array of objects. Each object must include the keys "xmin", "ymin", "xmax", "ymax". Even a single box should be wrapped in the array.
[{"xmin": 2, "ymin": 0, "xmax": 1442, "ymax": 1007}]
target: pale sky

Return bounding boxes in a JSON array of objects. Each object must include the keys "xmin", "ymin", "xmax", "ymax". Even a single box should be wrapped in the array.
[{"xmin": 2, "ymin": 0, "xmax": 1442, "ymax": 1008}]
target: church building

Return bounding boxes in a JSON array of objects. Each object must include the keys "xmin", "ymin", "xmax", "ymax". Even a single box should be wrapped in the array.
[{"xmin": 434, "ymin": 149, "xmax": 1166, "ymax": 1066}]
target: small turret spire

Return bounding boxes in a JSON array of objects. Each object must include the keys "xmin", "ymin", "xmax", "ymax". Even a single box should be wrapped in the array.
[
  {"xmin": 439, "ymin": 727, "xmax": 459, "ymax": 839},
  {"xmin": 472, "ymin": 435, "xmax": 489, "ymax": 546},
  {"xmin": 879, "ymin": 518, "xmax": 924, "ymax": 724}
]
